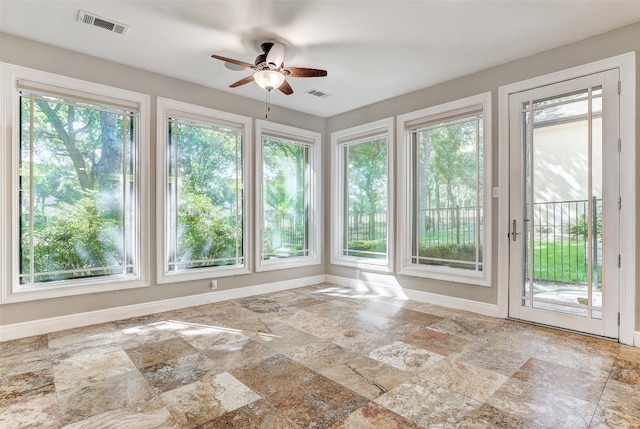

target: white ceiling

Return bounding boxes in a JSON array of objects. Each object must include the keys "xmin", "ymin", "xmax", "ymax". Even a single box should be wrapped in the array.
[{"xmin": 2, "ymin": 1, "xmax": 640, "ymax": 118}]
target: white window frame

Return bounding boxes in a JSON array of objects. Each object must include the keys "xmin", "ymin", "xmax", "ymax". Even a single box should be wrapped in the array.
[
  {"xmin": 397, "ymin": 92, "xmax": 492, "ymax": 286},
  {"xmin": 156, "ymin": 98, "xmax": 251, "ymax": 283},
  {"xmin": 255, "ymin": 120, "xmax": 321, "ymax": 272},
  {"xmin": 0, "ymin": 63, "xmax": 150, "ymax": 303},
  {"xmin": 331, "ymin": 118, "xmax": 394, "ymax": 272}
]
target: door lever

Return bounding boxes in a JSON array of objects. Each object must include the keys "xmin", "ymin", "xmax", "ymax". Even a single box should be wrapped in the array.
[{"xmin": 511, "ymin": 219, "xmax": 519, "ymax": 241}]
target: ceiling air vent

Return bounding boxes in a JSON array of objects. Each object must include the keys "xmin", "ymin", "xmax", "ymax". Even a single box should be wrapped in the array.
[
  {"xmin": 306, "ymin": 89, "xmax": 332, "ymax": 98},
  {"xmin": 77, "ymin": 10, "xmax": 129, "ymax": 35}
]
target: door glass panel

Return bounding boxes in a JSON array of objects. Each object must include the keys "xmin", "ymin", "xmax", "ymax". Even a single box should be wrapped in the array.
[{"xmin": 521, "ymin": 86, "xmax": 603, "ymax": 319}]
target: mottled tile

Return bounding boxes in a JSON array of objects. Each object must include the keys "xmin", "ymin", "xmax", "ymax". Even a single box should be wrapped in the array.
[
  {"xmin": 426, "ymin": 358, "xmax": 508, "ymax": 402},
  {"xmin": 485, "ymin": 321, "xmax": 549, "ymax": 352},
  {"xmin": 160, "ymin": 374, "xmax": 259, "ymax": 428},
  {"xmin": 402, "ymin": 327, "xmax": 471, "ymax": 356},
  {"xmin": 48, "ymin": 324, "xmax": 121, "ymax": 363},
  {"xmin": 617, "ymin": 344, "xmax": 640, "ymax": 363},
  {"xmin": 428, "ymin": 314, "xmax": 503, "ymax": 341},
  {"xmin": 513, "ymin": 357, "xmax": 608, "ymax": 403},
  {"xmin": 0, "ymin": 368, "xmax": 55, "ymax": 406},
  {"xmin": 176, "ymin": 322, "xmax": 252, "ymax": 351},
  {"xmin": 411, "ymin": 302, "xmax": 473, "ymax": 318},
  {"xmin": 0, "ymin": 348, "xmax": 51, "ymax": 378},
  {"xmin": 330, "ymin": 402, "xmax": 422, "ymax": 428},
  {"xmin": 202, "ymin": 339, "xmax": 278, "ymax": 372},
  {"xmin": 535, "ymin": 339, "xmax": 615, "ymax": 378},
  {"xmin": 457, "ymin": 403, "xmax": 545, "ymax": 429},
  {"xmin": 126, "ymin": 337, "xmax": 198, "ymax": 369},
  {"xmin": 267, "ymin": 372, "xmax": 369, "ymax": 428},
  {"xmin": 264, "ymin": 289, "xmax": 325, "ymax": 309},
  {"xmin": 198, "ymin": 399, "xmax": 300, "ymax": 429},
  {"xmin": 487, "ymin": 378, "xmax": 597, "ymax": 429},
  {"xmin": 590, "ymin": 406, "xmax": 640, "ymax": 429},
  {"xmin": 544, "ymin": 329, "xmax": 620, "ymax": 358},
  {"xmin": 375, "ymin": 379, "xmax": 482, "ymax": 427},
  {"xmin": 451, "ymin": 340, "xmax": 531, "ymax": 376},
  {"xmin": 596, "ymin": 379, "xmax": 640, "ymax": 421},
  {"xmin": 111, "ymin": 319, "xmax": 181, "ymax": 349},
  {"xmin": 234, "ymin": 296, "xmax": 289, "ymax": 313},
  {"xmin": 252, "ymin": 319, "xmax": 324, "ymax": 353},
  {"xmin": 321, "ymin": 354, "xmax": 412, "ymax": 400},
  {"xmin": 52, "ymin": 349, "xmax": 136, "ymax": 390},
  {"xmin": 204, "ymin": 372, "xmax": 262, "ymax": 412},
  {"xmin": 57, "ymin": 370, "xmax": 155, "ymax": 426},
  {"xmin": 369, "ymin": 340, "xmax": 444, "ymax": 373},
  {"xmin": 0, "ymin": 392, "xmax": 60, "ymax": 429},
  {"xmin": 326, "ymin": 326, "xmax": 390, "ymax": 354},
  {"xmin": 282, "ymin": 342, "xmax": 353, "ymax": 369},
  {"xmin": 0, "ymin": 335, "xmax": 48, "ymax": 358},
  {"xmin": 62, "ymin": 396, "xmax": 177, "ymax": 429},
  {"xmin": 230, "ymin": 353, "xmax": 317, "ymax": 397},
  {"xmin": 141, "ymin": 352, "xmax": 218, "ymax": 394},
  {"xmin": 610, "ymin": 356, "xmax": 640, "ymax": 387}
]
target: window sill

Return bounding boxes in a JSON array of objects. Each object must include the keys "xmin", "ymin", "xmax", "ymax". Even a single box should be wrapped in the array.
[
  {"xmin": 2, "ymin": 276, "xmax": 149, "ymax": 304},
  {"xmin": 398, "ymin": 265, "xmax": 491, "ymax": 287},
  {"xmin": 157, "ymin": 265, "xmax": 250, "ymax": 284}
]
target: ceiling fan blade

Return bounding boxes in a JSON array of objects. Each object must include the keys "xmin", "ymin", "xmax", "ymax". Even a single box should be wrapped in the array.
[
  {"xmin": 266, "ymin": 42, "xmax": 286, "ymax": 69},
  {"xmin": 278, "ymin": 80, "xmax": 293, "ymax": 95},
  {"xmin": 229, "ymin": 75, "xmax": 255, "ymax": 88},
  {"xmin": 283, "ymin": 67, "xmax": 328, "ymax": 78},
  {"xmin": 211, "ymin": 54, "xmax": 254, "ymax": 69}
]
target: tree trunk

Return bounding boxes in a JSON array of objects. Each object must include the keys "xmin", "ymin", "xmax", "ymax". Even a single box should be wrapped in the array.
[{"xmin": 95, "ymin": 112, "xmax": 122, "ymax": 190}]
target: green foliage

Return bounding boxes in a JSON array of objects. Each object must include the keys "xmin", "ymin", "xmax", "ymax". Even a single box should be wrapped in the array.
[
  {"xmin": 347, "ymin": 239, "xmax": 387, "ymax": 252},
  {"xmin": 419, "ymin": 244, "xmax": 478, "ymax": 264},
  {"xmin": 568, "ymin": 214, "xmax": 602, "ymax": 239},
  {"xmin": 23, "ymin": 194, "xmax": 123, "ymax": 281},
  {"xmin": 177, "ymin": 192, "xmax": 238, "ymax": 264}
]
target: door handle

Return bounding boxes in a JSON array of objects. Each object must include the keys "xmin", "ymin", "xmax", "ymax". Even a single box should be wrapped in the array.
[{"xmin": 512, "ymin": 219, "xmax": 519, "ymax": 241}]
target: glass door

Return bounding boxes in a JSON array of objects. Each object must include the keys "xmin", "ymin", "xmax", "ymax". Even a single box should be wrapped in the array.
[{"xmin": 508, "ymin": 70, "xmax": 619, "ymax": 338}]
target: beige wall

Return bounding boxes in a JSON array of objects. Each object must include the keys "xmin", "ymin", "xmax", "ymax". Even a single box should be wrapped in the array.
[{"xmin": 1, "ymin": 20, "xmax": 639, "ymax": 331}]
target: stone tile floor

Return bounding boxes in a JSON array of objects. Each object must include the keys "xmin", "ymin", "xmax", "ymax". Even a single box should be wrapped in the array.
[{"xmin": 1, "ymin": 283, "xmax": 640, "ymax": 428}]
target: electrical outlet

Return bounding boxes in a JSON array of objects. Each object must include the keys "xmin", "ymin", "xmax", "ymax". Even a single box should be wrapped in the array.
[
  {"xmin": 210, "ymin": 279, "xmax": 218, "ymax": 290},
  {"xmin": 355, "ymin": 269, "xmax": 361, "ymax": 279}
]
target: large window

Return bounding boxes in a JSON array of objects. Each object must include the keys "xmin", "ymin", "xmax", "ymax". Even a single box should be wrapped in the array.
[
  {"xmin": 256, "ymin": 120, "xmax": 321, "ymax": 271},
  {"xmin": 398, "ymin": 93, "xmax": 492, "ymax": 285},
  {"xmin": 1, "ymin": 64, "xmax": 149, "ymax": 302},
  {"xmin": 331, "ymin": 118, "xmax": 393, "ymax": 270},
  {"xmin": 157, "ymin": 99, "xmax": 250, "ymax": 282}
]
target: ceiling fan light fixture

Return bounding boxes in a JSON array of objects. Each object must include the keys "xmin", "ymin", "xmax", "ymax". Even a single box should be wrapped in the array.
[{"xmin": 254, "ymin": 70, "xmax": 286, "ymax": 91}]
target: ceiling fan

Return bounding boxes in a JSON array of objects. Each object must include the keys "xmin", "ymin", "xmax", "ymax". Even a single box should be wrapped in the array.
[{"xmin": 211, "ymin": 42, "xmax": 327, "ymax": 95}]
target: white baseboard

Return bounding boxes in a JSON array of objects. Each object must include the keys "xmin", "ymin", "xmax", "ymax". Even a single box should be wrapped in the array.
[
  {"xmin": 634, "ymin": 331, "xmax": 640, "ymax": 348},
  {"xmin": 0, "ymin": 275, "xmax": 326, "ymax": 342},
  {"xmin": 325, "ymin": 275, "xmax": 499, "ymax": 318}
]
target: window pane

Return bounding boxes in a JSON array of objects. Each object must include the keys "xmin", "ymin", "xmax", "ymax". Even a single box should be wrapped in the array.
[
  {"xmin": 19, "ymin": 93, "xmax": 135, "ymax": 285},
  {"xmin": 412, "ymin": 114, "xmax": 483, "ymax": 271},
  {"xmin": 262, "ymin": 137, "xmax": 309, "ymax": 260},
  {"xmin": 343, "ymin": 137, "xmax": 388, "ymax": 259},
  {"xmin": 167, "ymin": 119, "xmax": 243, "ymax": 271}
]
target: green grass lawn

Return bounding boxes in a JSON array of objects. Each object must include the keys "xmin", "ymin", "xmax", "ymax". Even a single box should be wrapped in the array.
[{"xmin": 532, "ymin": 240, "xmax": 600, "ymax": 284}]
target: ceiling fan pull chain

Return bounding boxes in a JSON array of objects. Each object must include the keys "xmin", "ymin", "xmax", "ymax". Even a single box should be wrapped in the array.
[{"xmin": 265, "ymin": 89, "xmax": 273, "ymax": 119}]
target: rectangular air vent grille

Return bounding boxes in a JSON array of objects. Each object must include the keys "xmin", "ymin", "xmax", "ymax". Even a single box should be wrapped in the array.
[
  {"xmin": 78, "ymin": 10, "xmax": 129, "ymax": 35},
  {"xmin": 306, "ymin": 89, "xmax": 332, "ymax": 98}
]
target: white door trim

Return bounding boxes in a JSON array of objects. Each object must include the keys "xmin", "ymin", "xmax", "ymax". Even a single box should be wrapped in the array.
[{"xmin": 497, "ymin": 52, "xmax": 636, "ymax": 345}]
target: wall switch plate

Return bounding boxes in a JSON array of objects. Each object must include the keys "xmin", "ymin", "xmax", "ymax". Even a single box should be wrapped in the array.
[
  {"xmin": 210, "ymin": 279, "xmax": 218, "ymax": 290},
  {"xmin": 492, "ymin": 187, "xmax": 500, "ymax": 198}
]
